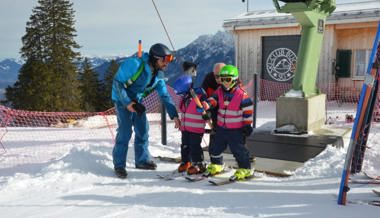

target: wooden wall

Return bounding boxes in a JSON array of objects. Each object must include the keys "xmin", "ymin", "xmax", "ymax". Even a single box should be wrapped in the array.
[{"xmin": 334, "ymin": 23, "xmax": 378, "ymax": 89}]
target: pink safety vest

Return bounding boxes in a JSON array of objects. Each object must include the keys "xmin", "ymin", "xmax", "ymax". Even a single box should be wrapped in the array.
[
  {"xmin": 179, "ymin": 94, "xmax": 206, "ymax": 134},
  {"xmin": 216, "ymin": 87, "xmax": 244, "ymax": 129}
]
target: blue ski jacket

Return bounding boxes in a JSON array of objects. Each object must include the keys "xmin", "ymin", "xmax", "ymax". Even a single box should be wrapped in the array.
[{"xmin": 112, "ymin": 52, "xmax": 178, "ymax": 119}]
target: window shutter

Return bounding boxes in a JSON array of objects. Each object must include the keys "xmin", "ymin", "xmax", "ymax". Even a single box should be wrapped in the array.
[{"xmin": 335, "ymin": 49, "xmax": 352, "ymax": 78}]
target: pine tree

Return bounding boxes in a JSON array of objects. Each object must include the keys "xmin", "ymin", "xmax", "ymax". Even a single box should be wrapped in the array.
[
  {"xmin": 79, "ymin": 58, "xmax": 102, "ymax": 112},
  {"xmin": 6, "ymin": 0, "xmax": 81, "ymax": 111},
  {"xmin": 5, "ymin": 60, "xmax": 55, "ymax": 111},
  {"xmin": 101, "ymin": 60, "xmax": 120, "ymax": 109}
]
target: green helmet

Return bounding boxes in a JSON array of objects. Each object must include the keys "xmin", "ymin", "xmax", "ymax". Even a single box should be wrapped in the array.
[
  {"xmin": 219, "ymin": 65, "xmax": 239, "ymax": 78},
  {"xmin": 218, "ymin": 65, "xmax": 239, "ymax": 90}
]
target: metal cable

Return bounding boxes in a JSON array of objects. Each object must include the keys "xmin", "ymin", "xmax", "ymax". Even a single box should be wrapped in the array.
[{"xmin": 151, "ymin": 0, "xmax": 176, "ymax": 53}]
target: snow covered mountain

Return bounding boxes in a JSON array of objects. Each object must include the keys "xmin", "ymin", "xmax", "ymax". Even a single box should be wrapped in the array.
[
  {"xmin": 93, "ymin": 31, "xmax": 235, "ymax": 87},
  {"xmin": 0, "ymin": 57, "xmax": 115, "ymax": 100},
  {"xmin": 78, "ymin": 56, "xmax": 122, "ymax": 71},
  {"xmin": 0, "ymin": 31, "xmax": 234, "ymax": 100},
  {"xmin": 166, "ymin": 30, "xmax": 235, "ymax": 87},
  {"xmin": 0, "ymin": 58, "xmax": 23, "ymax": 100}
]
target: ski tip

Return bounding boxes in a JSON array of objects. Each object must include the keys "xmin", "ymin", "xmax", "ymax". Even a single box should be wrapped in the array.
[
  {"xmin": 185, "ymin": 175, "xmax": 205, "ymax": 182},
  {"xmin": 364, "ymin": 171, "xmax": 380, "ymax": 180},
  {"xmin": 208, "ymin": 179, "xmax": 233, "ymax": 186},
  {"xmin": 372, "ymin": 189, "xmax": 380, "ymax": 196},
  {"xmin": 208, "ymin": 180, "xmax": 218, "ymax": 185}
]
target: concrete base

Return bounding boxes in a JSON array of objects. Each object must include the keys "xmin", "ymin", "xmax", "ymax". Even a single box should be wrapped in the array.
[{"xmin": 276, "ymin": 94, "xmax": 326, "ymax": 133}]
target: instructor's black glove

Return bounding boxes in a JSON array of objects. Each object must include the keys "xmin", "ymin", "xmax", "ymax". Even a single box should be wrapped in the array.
[
  {"xmin": 242, "ymin": 125, "xmax": 253, "ymax": 137},
  {"xmin": 132, "ymin": 101, "xmax": 146, "ymax": 115}
]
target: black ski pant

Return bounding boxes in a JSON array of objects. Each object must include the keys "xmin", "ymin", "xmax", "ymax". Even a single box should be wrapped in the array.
[
  {"xmin": 209, "ymin": 126, "xmax": 250, "ymax": 169},
  {"xmin": 181, "ymin": 131, "xmax": 204, "ymax": 163}
]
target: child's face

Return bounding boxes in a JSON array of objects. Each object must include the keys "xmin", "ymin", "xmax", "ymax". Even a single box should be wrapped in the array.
[{"xmin": 220, "ymin": 77, "xmax": 235, "ymax": 91}]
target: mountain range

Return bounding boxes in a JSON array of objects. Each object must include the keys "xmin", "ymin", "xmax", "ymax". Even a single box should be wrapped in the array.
[{"xmin": 0, "ymin": 31, "xmax": 234, "ymax": 101}]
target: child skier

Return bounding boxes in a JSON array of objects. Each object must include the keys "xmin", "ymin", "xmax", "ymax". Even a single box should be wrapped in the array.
[
  {"xmin": 173, "ymin": 74, "xmax": 209, "ymax": 175},
  {"xmin": 202, "ymin": 65, "xmax": 254, "ymax": 180}
]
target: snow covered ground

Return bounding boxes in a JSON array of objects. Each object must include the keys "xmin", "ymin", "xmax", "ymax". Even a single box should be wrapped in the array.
[{"xmin": 0, "ymin": 101, "xmax": 379, "ymax": 218}]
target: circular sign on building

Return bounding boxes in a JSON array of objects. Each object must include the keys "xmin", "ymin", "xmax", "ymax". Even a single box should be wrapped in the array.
[{"xmin": 266, "ymin": 48, "xmax": 297, "ymax": 82}]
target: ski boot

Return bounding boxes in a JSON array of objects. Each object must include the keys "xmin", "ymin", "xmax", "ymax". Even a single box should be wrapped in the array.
[
  {"xmin": 187, "ymin": 162, "xmax": 207, "ymax": 175},
  {"xmin": 177, "ymin": 162, "xmax": 191, "ymax": 173},
  {"xmin": 233, "ymin": 168, "xmax": 254, "ymax": 180},
  {"xmin": 114, "ymin": 168, "xmax": 128, "ymax": 179},
  {"xmin": 205, "ymin": 163, "xmax": 224, "ymax": 176}
]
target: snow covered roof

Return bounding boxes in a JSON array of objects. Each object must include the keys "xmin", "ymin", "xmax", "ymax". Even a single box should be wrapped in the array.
[{"xmin": 223, "ymin": 0, "xmax": 380, "ymax": 30}]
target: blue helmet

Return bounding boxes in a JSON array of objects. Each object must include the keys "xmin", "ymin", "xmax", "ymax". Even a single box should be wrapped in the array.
[{"xmin": 173, "ymin": 75, "xmax": 192, "ymax": 95}]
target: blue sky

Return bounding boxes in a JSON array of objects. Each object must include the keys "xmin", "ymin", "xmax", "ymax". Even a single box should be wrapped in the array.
[{"xmin": 0, "ymin": 0, "xmax": 360, "ymax": 60}]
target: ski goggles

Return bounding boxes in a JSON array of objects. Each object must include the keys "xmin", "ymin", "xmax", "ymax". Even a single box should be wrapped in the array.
[
  {"xmin": 157, "ymin": 54, "xmax": 174, "ymax": 63},
  {"xmin": 164, "ymin": 54, "xmax": 174, "ymax": 63},
  {"xmin": 220, "ymin": 77, "xmax": 233, "ymax": 83},
  {"xmin": 154, "ymin": 54, "xmax": 174, "ymax": 63}
]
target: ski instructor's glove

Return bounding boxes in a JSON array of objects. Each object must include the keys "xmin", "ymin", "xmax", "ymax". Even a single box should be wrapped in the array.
[
  {"xmin": 131, "ymin": 100, "xmax": 146, "ymax": 115},
  {"xmin": 242, "ymin": 125, "xmax": 253, "ymax": 137}
]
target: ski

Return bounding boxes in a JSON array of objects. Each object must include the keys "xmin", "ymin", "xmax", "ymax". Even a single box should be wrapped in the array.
[
  {"xmin": 185, "ymin": 169, "xmax": 232, "ymax": 182},
  {"xmin": 157, "ymin": 170, "xmax": 184, "ymax": 181},
  {"xmin": 185, "ymin": 174, "xmax": 208, "ymax": 182},
  {"xmin": 337, "ymin": 21, "xmax": 380, "ymax": 205},
  {"xmin": 347, "ymin": 199, "xmax": 380, "ymax": 207},
  {"xmin": 349, "ymin": 179, "xmax": 380, "ymax": 185},
  {"xmin": 364, "ymin": 171, "xmax": 380, "ymax": 180},
  {"xmin": 208, "ymin": 174, "xmax": 256, "ymax": 186},
  {"xmin": 154, "ymin": 156, "xmax": 181, "ymax": 163},
  {"xmin": 373, "ymin": 189, "xmax": 380, "ymax": 197},
  {"xmin": 333, "ymin": 194, "xmax": 380, "ymax": 207}
]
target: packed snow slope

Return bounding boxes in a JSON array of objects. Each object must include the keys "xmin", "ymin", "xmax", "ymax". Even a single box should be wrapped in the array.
[{"xmin": 0, "ymin": 102, "xmax": 379, "ymax": 218}]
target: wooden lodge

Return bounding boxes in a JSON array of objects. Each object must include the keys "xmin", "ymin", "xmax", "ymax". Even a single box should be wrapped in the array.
[{"xmin": 223, "ymin": 1, "xmax": 380, "ymax": 100}]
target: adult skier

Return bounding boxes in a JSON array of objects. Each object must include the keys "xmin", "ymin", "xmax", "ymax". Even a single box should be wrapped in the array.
[{"xmin": 111, "ymin": 43, "xmax": 180, "ymax": 178}]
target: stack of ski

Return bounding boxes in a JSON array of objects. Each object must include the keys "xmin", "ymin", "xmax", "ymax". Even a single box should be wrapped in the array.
[{"xmin": 337, "ymin": 21, "xmax": 380, "ymax": 205}]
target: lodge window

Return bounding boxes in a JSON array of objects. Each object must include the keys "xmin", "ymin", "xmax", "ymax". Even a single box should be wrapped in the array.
[
  {"xmin": 336, "ymin": 49, "xmax": 372, "ymax": 79},
  {"xmin": 353, "ymin": 49, "xmax": 372, "ymax": 78}
]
